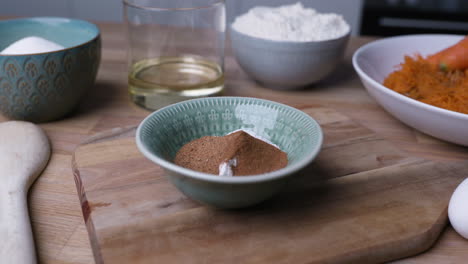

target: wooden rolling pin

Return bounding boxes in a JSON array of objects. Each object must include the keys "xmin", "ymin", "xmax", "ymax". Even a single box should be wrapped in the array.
[{"xmin": 0, "ymin": 121, "xmax": 51, "ymax": 264}]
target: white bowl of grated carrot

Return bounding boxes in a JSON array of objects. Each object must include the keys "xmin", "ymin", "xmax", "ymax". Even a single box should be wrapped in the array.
[{"xmin": 352, "ymin": 34, "xmax": 468, "ymax": 146}]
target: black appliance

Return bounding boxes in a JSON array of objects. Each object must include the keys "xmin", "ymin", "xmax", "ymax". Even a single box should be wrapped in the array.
[{"xmin": 360, "ymin": 0, "xmax": 468, "ymax": 36}]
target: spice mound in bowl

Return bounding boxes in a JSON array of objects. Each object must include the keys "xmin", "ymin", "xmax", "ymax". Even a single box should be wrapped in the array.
[
  {"xmin": 175, "ymin": 130, "xmax": 288, "ymax": 176},
  {"xmin": 136, "ymin": 97, "xmax": 323, "ymax": 208}
]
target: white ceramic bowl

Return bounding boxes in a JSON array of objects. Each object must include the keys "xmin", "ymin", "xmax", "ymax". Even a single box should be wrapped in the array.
[
  {"xmin": 353, "ymin": 34, "xmax": 468, "ymax": 146},
  {"xmin": 230, "ymin": 26, "xmax": 350, "ymax": 89}
]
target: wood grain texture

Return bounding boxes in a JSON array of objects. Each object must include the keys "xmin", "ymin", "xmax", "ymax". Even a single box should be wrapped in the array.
[
  {"xmin": 0, "ymin": 20, "xmax": 465, "ymax": 263},
  {"xmin": 73, "ymin": 108, "xmax": 467, "ymax": 264}
]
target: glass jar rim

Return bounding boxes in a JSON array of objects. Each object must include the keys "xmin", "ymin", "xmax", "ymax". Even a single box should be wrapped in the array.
[{"xmin": 123, "ymin": 0, "xmax": 225, "ymax": 11}]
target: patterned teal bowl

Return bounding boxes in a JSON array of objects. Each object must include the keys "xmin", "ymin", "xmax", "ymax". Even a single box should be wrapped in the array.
[
  {"xmin": 0, "ymin": 17, "xmax": 101, "ymax": 122},
  {"xmin": 136, "ymin": 97, "xmax": 323, "ymax": 208}
]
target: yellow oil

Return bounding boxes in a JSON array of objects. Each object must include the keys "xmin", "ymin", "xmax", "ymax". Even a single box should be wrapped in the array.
[{"xmin": 128, "ymin": 56, "xmax": 224, "ymax": 110}]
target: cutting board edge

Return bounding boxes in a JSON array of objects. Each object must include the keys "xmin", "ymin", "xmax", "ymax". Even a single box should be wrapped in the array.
[{"xmin": 72, "ymin": 150, "xmax": 105, "ymax": 264}]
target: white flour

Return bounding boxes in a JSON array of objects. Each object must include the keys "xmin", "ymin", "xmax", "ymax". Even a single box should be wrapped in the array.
[
  {"xmin": 1, "ymin": 36, "xmax": 64, "ymax": 55},
  {"xmin": 232, "ymin": 2, "xmax": 350, "ymax": 42}
]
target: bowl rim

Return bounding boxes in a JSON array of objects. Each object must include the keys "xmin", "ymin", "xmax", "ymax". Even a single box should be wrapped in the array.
[
  {"xmin": 0, "ymin": 16, "xmax": 100, "ymax": 57},
  {"xmin": 136, "ymin": 96, "xmax": 323, "ymax": 184},
  {"xmin": 352, "ymin": 33, "xmax": 468, "ymax": 121}
]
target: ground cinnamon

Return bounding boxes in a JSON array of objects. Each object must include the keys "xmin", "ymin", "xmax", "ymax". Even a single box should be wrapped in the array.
[{"xmin": 174, "ymin": 131, "xmax": 288, "ymax": 176}]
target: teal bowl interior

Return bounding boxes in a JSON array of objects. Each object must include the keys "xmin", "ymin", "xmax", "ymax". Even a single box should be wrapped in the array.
[
  {"xmin": 137, "ymin": 97, "xmax": 323, "ymax": 179},
  {"xmin": 0, "ymin": 17, "xmax": 99, "ymax": 51}
]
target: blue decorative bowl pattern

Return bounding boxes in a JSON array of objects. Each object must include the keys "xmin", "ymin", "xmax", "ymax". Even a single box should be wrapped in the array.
[{"xmin": 0, "ymin": 17, "xmax": 101, "ymax": 122}]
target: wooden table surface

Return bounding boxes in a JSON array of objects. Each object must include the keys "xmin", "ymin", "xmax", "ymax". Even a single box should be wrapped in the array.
[{"xmin": 2, "ymin": 21, "xmax": 467, "ymax": 264}]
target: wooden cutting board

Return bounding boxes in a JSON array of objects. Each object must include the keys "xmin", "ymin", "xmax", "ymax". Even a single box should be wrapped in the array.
[{"xmin": 72, "ymin": 106, "xmax": 467, "ymax": 264}]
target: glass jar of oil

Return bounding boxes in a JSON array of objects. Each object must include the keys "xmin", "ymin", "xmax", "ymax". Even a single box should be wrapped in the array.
[
  {"xmin": 128, "ymin": 55, "xmax": 224, "ymax": 110},
  {"xmin": 124, "ymin": 0, "xmax": 226, "ymax": 110}
]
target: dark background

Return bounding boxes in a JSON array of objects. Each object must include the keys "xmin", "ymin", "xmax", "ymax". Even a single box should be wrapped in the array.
[{"xmin": 361, "ymin": 0, "xmax": 468, "ymax": 36}]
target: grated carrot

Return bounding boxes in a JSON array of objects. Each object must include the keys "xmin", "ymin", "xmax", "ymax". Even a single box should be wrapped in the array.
[{"xmin": 383, "ymin": 55, "xmax": 468, "ymax": 115}]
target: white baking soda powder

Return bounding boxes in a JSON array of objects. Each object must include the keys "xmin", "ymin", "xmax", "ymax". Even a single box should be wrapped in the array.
[
  {"xmin": 0, "ymin": 36, "xmax": 64, "ymax": 55},
  {"xmin": 232, "ymin": 2, "xmax": 350, "ymax": 42}
]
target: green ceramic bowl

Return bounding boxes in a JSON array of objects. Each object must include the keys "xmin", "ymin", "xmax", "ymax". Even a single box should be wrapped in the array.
[
  {"xmin": 0, "ymin": 17, "xmax": 101, "ymax": 122},
  {"xmin": 136, "ymin": 97, "xmax": 323, "ymax": 208}
]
